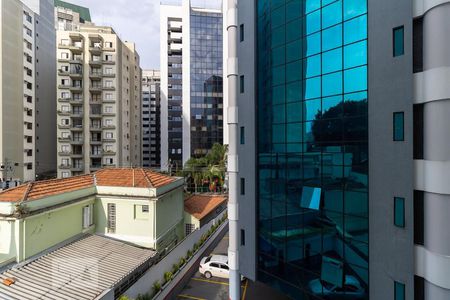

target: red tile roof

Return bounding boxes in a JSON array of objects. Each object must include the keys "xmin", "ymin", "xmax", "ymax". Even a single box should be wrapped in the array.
[
  {"xmin": 184, "ymin": 194, "xmax": 228, "ymax": 220},
  {"xmin": 0, "ymin": 168, "xmax": 176, "ymax": 203}
]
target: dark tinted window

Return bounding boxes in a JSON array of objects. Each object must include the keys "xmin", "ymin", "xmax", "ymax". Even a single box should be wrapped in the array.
[
  {"xmin": 393, "ymin": 112, "xmax": 405, "ymax": 141},
  {"xmin": 394, "ymin": 197, "xmax": 405, "ymax": 227},
  {"xmin": 414, "ymin": 190, "xmax": 424, "ymax": 245},
  {"xmin": 393, "ymin": 26, "xmax": 405, "ymax": 57},
  {"xmin": 210, "ymin": 263, "xmax": 220, "ymax": 268},
  {"xmin": 413, "ymin": 17, "xmax": 423, "ymax": 73}
]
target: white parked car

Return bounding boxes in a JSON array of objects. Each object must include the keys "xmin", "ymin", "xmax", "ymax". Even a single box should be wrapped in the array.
[
  {"xmin": 308, "ymin": 275, "xmax": 365, "ymax": 299},
  {"xmin": 199, "ymin": 255, "xmax": 230, "ymax": 279}
]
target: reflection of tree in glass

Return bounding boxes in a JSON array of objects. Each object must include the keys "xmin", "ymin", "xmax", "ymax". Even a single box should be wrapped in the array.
[{"xmin": 311, "ymin": 100, "xmax": 367, "ymax": 145}]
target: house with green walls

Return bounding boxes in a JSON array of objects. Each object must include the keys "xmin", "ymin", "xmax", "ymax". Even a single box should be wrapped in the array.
[{"xmin": 0, "ymin": 168, "xmax": 184, "ymax": 268}]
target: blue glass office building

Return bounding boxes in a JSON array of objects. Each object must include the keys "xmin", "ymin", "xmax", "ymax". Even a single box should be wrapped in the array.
[
  {"xmin": 190, "ymin": 11, "xmax": 224, "ymax": 157},
  {"xmin": 256, "ymin": 1, "xmax": 368, "ymax": 298},
  {"xmin": 235, "ymin": 0, "xmax": 450, "ymax": 298}
]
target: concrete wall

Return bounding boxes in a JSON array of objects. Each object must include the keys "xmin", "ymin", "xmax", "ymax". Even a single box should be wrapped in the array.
[
  {"xmin": 155, "ymin": 187, "xmax": 184, "ymax": 251},
  {"xmin": 95, "ymin": 196, "xmax": 156, "ymax": 248},
  {"xmin": 35, "ymin": 0, "xmax": 56, "ymax": 179},
  {"xmin": 236, "ymin": 0, "xmax": 257, "ymax": 281},
  {"xmin": 0, "ymin": 220, "xmax": 18, "ymax": 266},
  {"xmin": 23, "ymin": 197, "xmax": 95, "ymax": 259},
  {"xmin": 368, "ymin": 0, "xmax": 414, "ymax": 299},
  {"xmin": 123, "ymin": 209, "xmax": 227, "ymax": 299}
]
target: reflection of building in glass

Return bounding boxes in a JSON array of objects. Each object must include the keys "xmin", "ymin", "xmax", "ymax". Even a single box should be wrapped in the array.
[
  {"xmin": 142, "ymin": 70, "xmax": 161, "ymax": 168},
  {"xmin": 160, "ymin": 0, "xmax": 223, "ymax": 172},
  {"xmin": 234, "ymin": 0, "xmax": 450, "ymax": 299}
]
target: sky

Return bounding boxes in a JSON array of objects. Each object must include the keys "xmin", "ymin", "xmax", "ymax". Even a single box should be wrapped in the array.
[{"xmin": 65, "ymin": 0, "xmax": 222, "ymax": 70}]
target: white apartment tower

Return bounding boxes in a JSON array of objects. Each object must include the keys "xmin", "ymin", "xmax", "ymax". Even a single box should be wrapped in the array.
[
  {"xmin": 142, "ymin": 70, "xmax": 161, "ymax": 169},
  {"xmin": 55, "ymin": 1, "xmax": 142, "ymax": 178},
  {"xmin": 160, "ymin": 0, "xmax": 225, "ymax": 172},
  {"xmin": 0, "ymin": 0, "xmax": 56, "ymax": 183}
]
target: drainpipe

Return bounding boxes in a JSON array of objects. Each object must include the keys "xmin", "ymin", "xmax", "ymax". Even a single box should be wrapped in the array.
[{"xmin": 226, "ymin": 1, "xmax": 240, "ymax": 300}]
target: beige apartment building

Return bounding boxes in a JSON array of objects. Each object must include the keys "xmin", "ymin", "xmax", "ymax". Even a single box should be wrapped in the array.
[
  {"xmin": 55, "ymin": 4, "xmax": 142, "ymax": 178},
  {"xmin": 0, "ymin": 0, "xmax": 56, "ymax": 184}
]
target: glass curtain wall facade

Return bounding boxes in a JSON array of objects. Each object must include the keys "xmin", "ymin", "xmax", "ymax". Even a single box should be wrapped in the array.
[
  {"xmin": 256, "ymin": 0, "xmax": 368, "ymax": 299},
  {"xmin": 190, "ymin": 12, "xmax": 224, "ymax": 157}
]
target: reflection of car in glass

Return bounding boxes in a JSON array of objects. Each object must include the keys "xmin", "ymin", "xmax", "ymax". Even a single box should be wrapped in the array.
[{"xmin": 308, "ymin": 275, "xmax": 365, "ymax": 299}]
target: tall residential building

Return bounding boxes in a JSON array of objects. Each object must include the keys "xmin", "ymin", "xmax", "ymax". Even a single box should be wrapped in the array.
[
  {"xmin": 160, "ymin": 0, "xmax": 224, "ymax": 172},
  {"xmin": 55, "ymin": 2, "xmax": 142, "ymax": 178},
  {"xmin": 0, "ymin": 0, "xmax": 56, "ymax": 183},
  {"xmin": 231, "ymin": 1, "xmax": 450, "ymax": 300},
  {"xmin": 142, "ymin": 70, "xmax": 161, "ymax": 169}
]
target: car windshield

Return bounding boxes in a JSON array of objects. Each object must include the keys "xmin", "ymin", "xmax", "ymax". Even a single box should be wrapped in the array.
[{"xmin": 205, "ymin": 256, "xmax": 212, "ymax": 263}]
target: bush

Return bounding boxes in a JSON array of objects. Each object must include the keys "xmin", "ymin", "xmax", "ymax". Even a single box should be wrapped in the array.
[
  {"xmin": 136, "ymin": 293, "xmax": 152, "ymax": 300},
  {"xmin": 172, "ymin": 263, "xmax": 179, "ymax": 274},
  {"xmin": 152, "ymin": 281, "xmax": 161, "ymax": 295},
  {"xmin": 193, "ymin": 242, "xmax": 199, "ymax": 251},
  {"xmin": 186, "ymin": 249, "xmax": 193, "ymax": 259},
  {"xmin": 179, "ymin": 257, "xmax": 186, "ymax": 267},
  {"xmin": 164, "ymin": 271, "xmax": 173, "ymax": 284},
  {"xmin": 118, "ymin": 296, "xmax": 131, "ymax": 300}
]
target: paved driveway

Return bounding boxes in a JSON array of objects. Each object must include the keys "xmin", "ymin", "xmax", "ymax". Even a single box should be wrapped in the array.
[{"xmin": 176, "ymin": 232, "xmax": 291, "ymax": 300}]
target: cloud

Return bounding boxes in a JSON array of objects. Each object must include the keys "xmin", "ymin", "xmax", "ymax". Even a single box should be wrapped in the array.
[
  {"xmin": 64, "ymin": 0, "xmax": 223, "ymax": 70},
  {"xmin": 65, "ymin": 0, "xmax": 161, "ymax": 69}
]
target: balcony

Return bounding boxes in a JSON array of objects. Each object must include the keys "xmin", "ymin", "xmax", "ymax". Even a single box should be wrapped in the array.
[
  {"xmin": 58, "ymin": 124, "xmax": 70, "ymax": 129},
  {"xmin": 89, "ymin": 85, "xmax": 102, "ymax": 93},
  {"xmin": 59, "ymin": 164, "xmax": 71, "ymax": 170},
  {"xmin": 70, "ymin": 98, "xmax": 83, "ymax": 104},
  {"xmin": 90, "ymin": 152, "xmax": 102, "ymax": 158},
  {"xmin": 69, "ymin": 86, "xmax": 83, "ymax": 92},
  {"xmin": 89, "ymin": 60, "xmax": 102, "ymax": 66},
  {"xmin": 57, "ymin": 109, "xmax": 70, "ymax": 116},
  {"xmin": 58, "ymin": 136, "xmax": 71, "ymax": 142},
  {"xmin": 90, "ymin": 165, "xmax": 102, "ymax": 171},
  {"xmin": 70, "ymin": 125, "xmax": 83, "ymax": 131},
  {"xmin": 102, "ymin": 111, "xmax": 115, "ymax": 117},
  {"xmin": 89, "ymin": 45, "xmax": 102, "ymax": 54},
  {"xmin": 69, "ymin": 58, "xmax": 83, "ymax": 64},
  {"xmin": 70, "ymin": 111, "xmax": 83, "ymax": 118},
  {"xmin": 89, "ymin": 72, "xmax": 102, "ymax": 79},
  {"xmin": 90, "ymin": 126, "xmax": 102, "ymax": 131},
  {"xmin": 102, "ymin": 124, "xmax": 116, "ymax": 130},
  {"xmin": 89, "ymin": 98, "xmax": 102, "ymax": 104},
  {"xmin": 58, "ymin": 151, "xmax": 71, "ymax": 156},
  {"xmin": 102, "ymin": 86, "xmax": 115, "ymax": 91},
  {"xmin": 102, "ymin": 98, "xmax": 115, "ymax": 103},
  {"xmin": 70, "ymin": 165, "xmax": 84, "ymax": 171},
  {"xmin": 58, "ymin": 84, "xmax": 71, "ymax": 90},
  {"xmin": 69, "ymin": 71, "xmax": 83, "ymax": 79},
  {"xmin": 58, "ymin": 97, "xmax": 71, "ymax": 102},
  {"xmin": 58, "ymin": 57, "xmax": 70, "ymax": 63},
  {"xmin": 102, "ymin": 60, "xmax": 115, "ymax": 65},
  {"xmin": 102, "ymin": 138, "xmax": 116, "ymax": 143},
  {"xmin": 102, "ymin": 150, "xmax": 116, "ymax": 156},
  {"xmin": 70, "ymin": 152, "xmax": 84, "ymax": 158},
  {"xmin": 70, "ymin": 139, "xmax": 84, "ymax": 145},
  {"xmin": 90, "ymin": 139, "xmax": 102, "ymax": 145},
  {"xmin": 58, "ymin": 69, "xmax": 70, "ymax": 76},
  {"xmin": 102, "ymin": 72, "xmax": 115, "ymax": 78},
  {"xmin": 102, "ymin": 163, "xmax": 116, "ymax": 168},
  {"xmin": 69, "ymin": 32, "xmax": 84, "ymax": 40}
]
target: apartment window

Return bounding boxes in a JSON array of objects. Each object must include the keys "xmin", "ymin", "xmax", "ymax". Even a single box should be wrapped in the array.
[
  {"xmin": 104, "ymin": 67, "xmax": 113, "ymax": 74},
  {"xmin": 27, "ymin": 163, "xmax": 32, "ymax": 170},
  {"xmin": 394, "ymin": 197, "xmax": 405, "ymax": 227},
  {"xmin": 105, "ymin": 132, "xmax": 113, "ymax": 139},
  {"xmin": 24, "ymin": 11, "xmax": 32, "ymax": 23},
  {"xmin": 61, "ymin": 118, "xmax": 69, "ymax": 125},
  {"xmin": 240, "ymin": 178, "xmax": 245, "ymax": 195},
  {"xmin": 105, "ymin": 93, "xmax": 113, "ymax": 100},
  {"xmin": 413, "ymin": 18, "xmax": 423, "ymax": 73},
  {"xmin": 240, "ymin": 24, "xmax": 244, "ymax": 42},
  {"xmin": 25, "ymin": 41, "xmax": 32, "ymax": 50},
  {"xmin": 240, "ymin": 127, "xmax": 245, "ymax": 144},
  {"xmin": 104, "ymin": 80, "xmax": 113, "ymax": 87},
  {"xmin": 105, "ymin": 158, "xmax": 114, "ymax": 165},
  {"xmin": 105, "ymin": 41, "xmax": 113, "ymax": 48},
  {"xmin": 82, "ymin": 204, "xmax": 94, "ymax": 229},
  {"xmin": 61, "ymin": 158, "xmax": 69, "ymax": 166},
  {"xmin": 240, "ymin": 75, "xmax": 245, "ymax": 93},
  {"xmin": 240, "ymin": 229, "xmax": 245, "ymax": 246},
  {"xmin": 105, "ymin": 119, "xmax": 113, "ymax": 126},
  {"xmin": 395, "ymin": 281, "xmax": 405, "ymax": 300},
  {"xmin": 104, "ymin": 106, "xmax": 113, "ymax": 113},
  {"xmin": 107, "ymin": 203, "xmax": 116, "ymax": 233},
  {"xmin": 414, "ymin": 190, "xmax": 424, "ymax": 245},
  {"xmin": 393, "ymin": 26, "xmax": 405, "ymax": 57},
  {"xmin": 24, "ymin": 26, "xmax": 32, "ymax": 37},
  {"xmin": 61, "ymin": 52, "xmax": 69, "ymax": 59},
  {"xmin": 393, "ymin": 112, "xmax": 404, "ymax": 141},
  {"xmin": 105, "ymin": 54, "xmax": 113, "ymax": 61},
  {"xmin": 61, "ymin": 145, "xmax": 69, "ymax": 153}
]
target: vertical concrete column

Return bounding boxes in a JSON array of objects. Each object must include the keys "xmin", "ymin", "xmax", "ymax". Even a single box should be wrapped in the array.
[{"xmin": 226, "ymin": 0, "xmax": 240, "ymax": 300}]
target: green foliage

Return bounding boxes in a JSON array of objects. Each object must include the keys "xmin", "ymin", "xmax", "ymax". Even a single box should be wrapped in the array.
[
  {"xmin": 118, "ymin": 296, "xmax": 131, "ymax": 300},
  {"xmin": 164, "ymin": 271, "xmax": 173, "ymax": 284},
  {"xmin": 183, "ymin": 143, "xmax": 228, "ymax": 193},
  {"xmin": 152, "ymin": 281, "xmax": 161, "ymax": 295},
  {"xmin": 186, "ymin": 249, "xmax": 193, "ymax": 259},
  {"xmin": 179, "ymin": 257, "xmax": 186, "ymax": 267},
  {"xmin": 136, "ymin": 293, "xmax": 152, "ymax": 300}
]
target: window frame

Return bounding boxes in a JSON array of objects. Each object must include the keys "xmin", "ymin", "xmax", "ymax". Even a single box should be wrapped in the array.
[
  {"xmin": 393, "ymin": 26, "xmax": 405, "ymax": 57},
  {"xmin": 394, "ymin": 197, "xmax": 405, "ymax": 228},
  {"xmin": 395, "ymin": 281, "xmax": 406, "ymax": 300},
  {"xmin": 393, "ymin": 112, "xmax": 405, "ymax": 141},
  {"xmin": 240, "ymin": 75, "xmax": 245, "ymax": 93}
]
